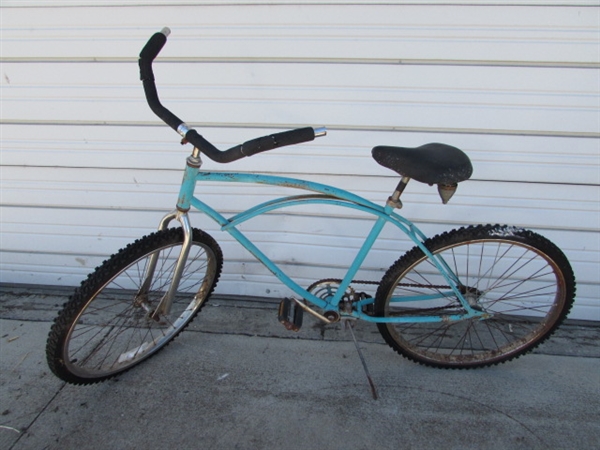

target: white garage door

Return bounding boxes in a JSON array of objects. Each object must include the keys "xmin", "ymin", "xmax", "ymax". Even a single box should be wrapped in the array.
[{"xmin": 1, "ymin": 1, "xmax": 598, "ymax": 320}]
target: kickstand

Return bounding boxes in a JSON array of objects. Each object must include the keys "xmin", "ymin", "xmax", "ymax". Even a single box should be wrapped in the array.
[{"xmin": 345, "ymin": 320, "xmax": 379, "ymax": 400}]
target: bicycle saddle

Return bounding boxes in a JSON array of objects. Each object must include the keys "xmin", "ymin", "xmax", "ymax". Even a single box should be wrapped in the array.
[{"xmin": 372, "ymin": 143, "xmax": 473, "ymax": 185}]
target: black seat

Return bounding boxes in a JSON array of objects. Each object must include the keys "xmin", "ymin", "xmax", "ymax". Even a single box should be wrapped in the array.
[{"xmin": 372, "ymin": 143, "xmax": 473, "ymax": 185}]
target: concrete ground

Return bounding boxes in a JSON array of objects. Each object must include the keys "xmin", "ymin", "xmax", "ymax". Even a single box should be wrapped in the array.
[{"xmin": 1, "ymin": 284, "xmax": 599, "ymax": 450}]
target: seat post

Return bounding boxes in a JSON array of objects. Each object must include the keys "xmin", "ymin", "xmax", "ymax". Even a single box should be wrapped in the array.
[{"xmin": 387, "ymin": 176, "xmax": 410, "ymax": 209}]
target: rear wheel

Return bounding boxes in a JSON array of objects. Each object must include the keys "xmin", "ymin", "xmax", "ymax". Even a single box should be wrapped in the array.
[
  {"xmin": 46, "ymin": 228, "xmax": 223, "ymax": 384},
  {"xmin": 375, "ymin": 225, "xmax": 575, "ymax": 368}
]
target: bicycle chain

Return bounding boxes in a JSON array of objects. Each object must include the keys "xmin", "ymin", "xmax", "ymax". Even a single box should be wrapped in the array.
[
  {"xmin": 309, "ymin": 278, "xmax": 460, "ymax": 315},
  {"xmin": 310, "ymin": 278, "xmax": 450, "ymax": 290}
]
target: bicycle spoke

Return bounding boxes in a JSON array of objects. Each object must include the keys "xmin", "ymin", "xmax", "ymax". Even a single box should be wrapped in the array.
[
  {"xmin": 50, "ymin": 229, "xmax": 223, "ymax": 383},
  {"xmin": 376, "ymin": 225, "xmax": 573, "ymax": 368}
]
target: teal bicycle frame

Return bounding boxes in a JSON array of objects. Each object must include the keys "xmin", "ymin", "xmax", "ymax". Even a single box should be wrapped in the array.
[{"xmin": 153, "ymin": 152, "xmax": 483, "ymax": 325}]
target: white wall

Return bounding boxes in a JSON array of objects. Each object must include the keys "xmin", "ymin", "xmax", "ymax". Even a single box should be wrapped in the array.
[{"xmin": 1, "ymin": 1, "xmax": 599, "ymax": 320}]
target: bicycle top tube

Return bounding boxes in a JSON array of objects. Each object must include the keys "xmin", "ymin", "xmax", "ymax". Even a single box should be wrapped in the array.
[{"xmin": 198, "ymin": 172, "xmax": 384, "ymax": 213}]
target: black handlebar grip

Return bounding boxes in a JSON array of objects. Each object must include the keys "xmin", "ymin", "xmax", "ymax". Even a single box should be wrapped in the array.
[
  {"xmin": 140, "ymin": 30, "xmax": 168, "ymax": 61},
  {"xmin": 138, "ymin": 28, "xmax": 185, "ymax": 132},
  {"xmin": 185, "ymin": 127, "xmax": 317, "ymax": 163},
  {"xmin": 240, "ymin": 127, "xmax": 316, "ymax": 157},
  {"xmin": 139, "ymin": 28, "xmax": 169, "ymax": 81}
]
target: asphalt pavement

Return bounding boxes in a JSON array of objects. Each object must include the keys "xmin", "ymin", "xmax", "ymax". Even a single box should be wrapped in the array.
[{"xmin": 1, "ymin": 284, "xmax": 599, "ymax": 450}]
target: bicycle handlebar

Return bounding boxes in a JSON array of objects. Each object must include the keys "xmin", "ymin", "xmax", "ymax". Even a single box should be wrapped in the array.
[{"xmin": 139, "ymin": 28, "xmax": 326, "ymax": 163}]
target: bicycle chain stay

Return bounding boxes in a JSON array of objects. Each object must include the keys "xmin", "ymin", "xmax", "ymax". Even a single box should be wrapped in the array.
[{"xmin": 308, "ymin": 277, "xmax": 454, "ymax": 314}]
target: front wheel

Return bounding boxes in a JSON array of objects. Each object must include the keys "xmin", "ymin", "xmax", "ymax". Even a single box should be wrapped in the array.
[
  {"xmin": 375, "ymin": 225, "xmax": 575, "ymax": 368},
  {"xmin": 46, "ymin": 227, "xmax": 223, "ymax": 384}
]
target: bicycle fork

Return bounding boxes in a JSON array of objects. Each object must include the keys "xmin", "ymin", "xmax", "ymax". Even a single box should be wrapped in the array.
[{"xmin": 138, "ymin": 151, "xmax": 201, "ymax": 318}]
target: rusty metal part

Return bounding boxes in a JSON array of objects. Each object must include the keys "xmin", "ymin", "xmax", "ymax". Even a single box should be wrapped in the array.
[
  {"xmin": 437, "ymin": 183, "xmax": 458, "ymax": 204},
  {"xmin": 290, "ymin": 298, "xmax": 333, "ymax": 324},
  {"xmin": 278, "ymin": 298, "xmax": 304, "ymax": 331},
  {"xmin": 323, "ymin": 310, "xmax": 340, "ymax": 322}
]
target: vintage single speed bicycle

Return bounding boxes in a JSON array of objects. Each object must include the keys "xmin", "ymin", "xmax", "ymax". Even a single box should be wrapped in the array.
[{"xmin": 46, "ymin": 29, "xmax": 576, "ymax": 390}]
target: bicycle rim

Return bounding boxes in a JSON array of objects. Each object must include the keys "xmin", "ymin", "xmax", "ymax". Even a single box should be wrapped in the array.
[
  {"xmin": 62, "ymin": 233, "xmax": 219, "ymax": 380},
  {"xmin": 376, "ymin": 226, "xmax": 574, "ymax": 368}
]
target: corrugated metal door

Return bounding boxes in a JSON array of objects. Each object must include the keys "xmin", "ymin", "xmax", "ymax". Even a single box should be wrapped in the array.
[{"xmin": 1, "ymin": 1, "xmax": 598, "ymax": 320}]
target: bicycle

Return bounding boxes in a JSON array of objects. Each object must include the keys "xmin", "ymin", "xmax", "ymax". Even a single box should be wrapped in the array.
[{"xmin": 46, "ymin": 29, "xmax": 576, "ymax": 391}]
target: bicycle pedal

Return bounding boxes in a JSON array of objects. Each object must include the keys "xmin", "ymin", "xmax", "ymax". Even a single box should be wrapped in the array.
[{"xmin": 278, "ymin": 298, "xmax": 303, "ymax": 332}]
